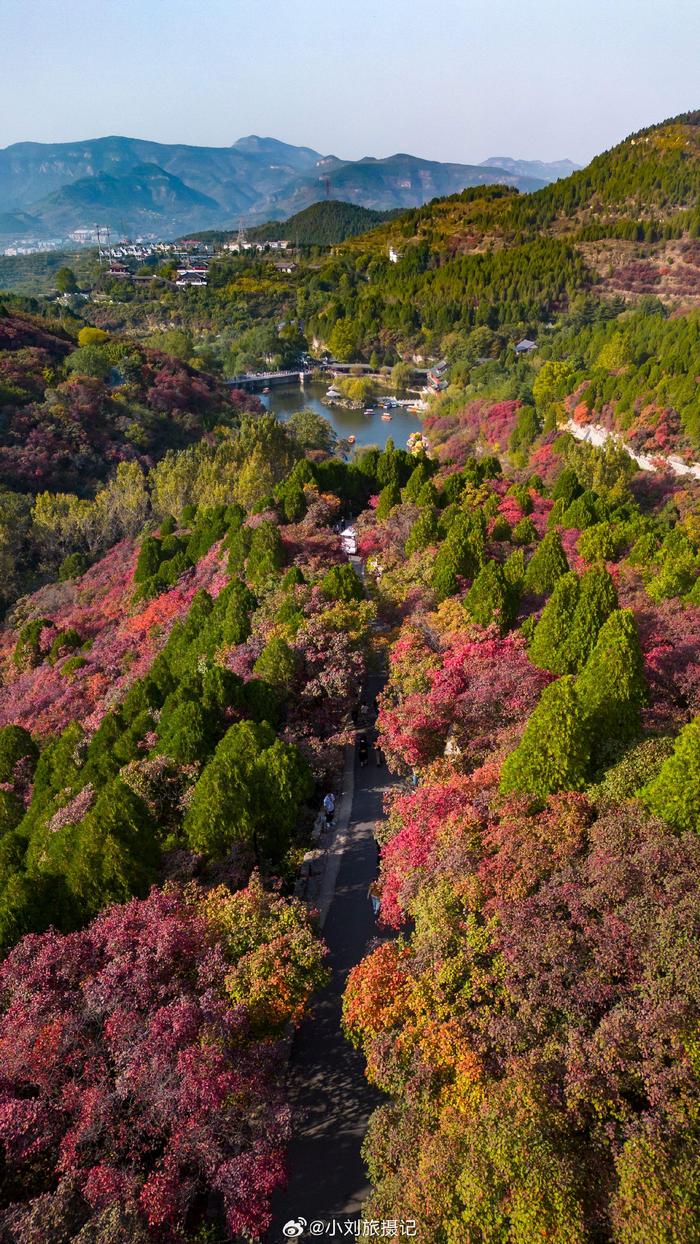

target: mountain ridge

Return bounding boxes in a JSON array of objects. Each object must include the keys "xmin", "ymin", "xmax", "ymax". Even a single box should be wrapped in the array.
[{"xmin": 0, "ymin": 133, "xmax": 570, "ymax": 238}]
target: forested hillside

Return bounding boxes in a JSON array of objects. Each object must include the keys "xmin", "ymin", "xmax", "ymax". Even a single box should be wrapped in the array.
[
  {"xmin": 2, "ymin": 107, "xmax": 700, "ymax": 1242},
  {"xmin": 248, "ymin": 200, "xmax": 400, "ymax": 246}
]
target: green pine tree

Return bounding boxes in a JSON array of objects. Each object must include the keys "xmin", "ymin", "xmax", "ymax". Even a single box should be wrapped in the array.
[
  {"xmin": 465, "ymin": 560, "xmax": 515, "ymax": 632},
  {"xmin": 575, "ymin": 609, "xmax": 647, "ymax": 751},
  {"xmin": 134, "ymin": 536, "xmax": 162, "ymax": 583},
  {"xmin": 253, "ymin": 637, "xmax": 297, "ymax": 694},
  {"xmin": 560, "ymin": 490, "xmax": 602, "ymax": 531},
  {"xmin": 641, "ymin": 718, "xmax": 700, "ymax": 832},
  {"xmin": 431, "ymin": 511, "xmax": 485, "ymax": 602},
  {"xmin": 403, "ymin": 462, "xmax": 431, "ymax": 502},
  {"xmin": 376, "ymin": 481, "xmax": 401, "ymax": 521},
  {"xmin": 490, "ymin": 515, "xmax": 512, "ymax": 541},
  {"xmin": 523, "ymin": 530, "xmax": 569, "ymax": 595},
  {"xmin": 512, "ymin": 516, "xmax": 539, "ymax": 545},
  {"xmin": 406, "ymin": 508, "xmax": 439, "ymax": 555},
  {"xmin": 552, "ymin": 467, "xmax": 582, "ymax": 507},
  {"xmin": 564, "ymin": 563, "xmax": 618, "ymax": 671},
  {"xmin": 417, "ymin": 480, "xmax": 439, "ymax": 507},
  {"xmin": 503, "ymin": 547, "xmax": 526, "ymax": 592},
  {"xmin": 500, "ymin": 677, "xmax": 591, "ymax": 800},
  {"xmin": 528, "ymin": 571, "xmax": 581, "ymax": 673}
]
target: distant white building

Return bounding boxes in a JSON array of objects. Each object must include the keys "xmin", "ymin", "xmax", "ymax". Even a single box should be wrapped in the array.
[
  {"xmin": 515, "ymin": 338, "xmax": 537, "ymax": 355},
  {"xmin": 69, "ymin": 227, "xmax": 96, "ymax": 244},
  {"xmin": 389, "ymin": 246, "xmax": 400, "ymax": 263}
]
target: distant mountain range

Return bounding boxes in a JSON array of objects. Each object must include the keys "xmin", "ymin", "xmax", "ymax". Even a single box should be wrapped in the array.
[{"xmin": 0, "ymin": 135, "xmax": 580, "ymax": 239}]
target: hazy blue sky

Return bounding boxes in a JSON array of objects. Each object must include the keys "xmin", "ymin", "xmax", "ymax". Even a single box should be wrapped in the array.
[{"xmin": 3, "ymin": 0, "xmax": 700, "ymax": 164}]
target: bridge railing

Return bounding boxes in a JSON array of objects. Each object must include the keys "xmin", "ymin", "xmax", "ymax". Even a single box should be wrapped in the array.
[{"xmin": 226, "ymin": 369, "xmax": 306, "ymax": 386}]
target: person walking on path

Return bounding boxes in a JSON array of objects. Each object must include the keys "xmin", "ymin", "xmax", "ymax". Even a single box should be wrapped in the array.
[
  {"xmin": 323, "ymin": 791, "xmax": 335, "ymax": 828},
  {"xmin": 357, "ymin": 734, "xmax": 369, "ymax": 767}
]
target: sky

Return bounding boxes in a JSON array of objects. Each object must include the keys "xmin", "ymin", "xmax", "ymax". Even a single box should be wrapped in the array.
[{"xmin": 3, "ymin": 0, "xmax": 700, "ymax": 165}]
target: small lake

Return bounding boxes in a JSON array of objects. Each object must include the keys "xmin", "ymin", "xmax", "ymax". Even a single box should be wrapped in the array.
[{"xmin": 261, "ymin": 380, "xmax": 422, "ymax": 452}]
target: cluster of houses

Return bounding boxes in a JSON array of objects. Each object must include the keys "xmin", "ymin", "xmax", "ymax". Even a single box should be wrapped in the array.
[{"xmin": 223, "ymin": 238, "xmax": 291, "ymax": 254}]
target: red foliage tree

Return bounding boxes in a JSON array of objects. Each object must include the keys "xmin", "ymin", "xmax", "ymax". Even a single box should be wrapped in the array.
[{"xmin": 0, "ymin": 880, "xmax": 325, "ymax": 1241}]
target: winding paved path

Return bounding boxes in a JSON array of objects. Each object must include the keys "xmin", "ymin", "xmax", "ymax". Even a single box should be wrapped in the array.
[{"xmin": 267, "ymin": 675, "xmax": 397, "ymax": 1241}]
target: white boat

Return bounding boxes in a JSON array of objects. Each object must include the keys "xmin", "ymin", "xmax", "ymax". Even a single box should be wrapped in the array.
[
  {"xmin": 363, "ymin": 407, "xmax": 375, "ymax": 416},
  {"xmin": 381, "ymin": 413, "xmax": 393, "ymax": 422}
]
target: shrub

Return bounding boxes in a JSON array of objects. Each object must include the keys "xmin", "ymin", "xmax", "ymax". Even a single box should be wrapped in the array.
[
  {"xmin": 560, "ymin": 489, "xmax": 601, "ymax": 530},
  {"xmin": 220, "ymin": 578, "xmax": 256, "ymax": 646},
  {"xmin": 417, "ymin": 480, "xmax": 440, "ymax": 507},
  {"xmin": 0, "ymin": 883, "xmax": 325, "ymax": 1240},
  {"xmin": 246, "ymin": 521, "xmax": 285, "ymax": 589},
  {"xmin": 77, "ymin": 326, "xmax": 109, "ymax": 347},
  {"xmin": 503, "ymin": 547, "xmax": 526, "ymax": 591},
  {"xmin": 0, "ymin": 789, "xmax": 23, "ymax": 836},
  {"xmin": 431, "ymin": 511, "xmax": 485, "ymax": 602},
  {"xmin": 490, "ymin": 514, "xmax": 512, "ymax": 541},
  {"xmin": 12, "ymin": 618, "xmax": 51, "ymax": 671},
  {"xmin": 48, "ymin": 627, "xmax": 82, "ymax": 665},
  {"xmin": 590, "ymin": 735, "xmax": 674, "ymax": 804},
  {"xmin": 134, "ymin": 535, "xmax": 162, "ymax": 583},
  {"xmin": 506, "ymin": 482, "xmax": 534, "ymax": 515},
  {"xmin": 186, "ymin": 506, "xmax": 229, "ymax": 562},
  {"xmin": 552, "ymin": 467, "xmax": 582, "ymax": 507},
  {"xmin": 58, "ymin": 551, "xmax": 88, "ymax": 581},
  {"xmin": 60, "ymin": 655, "xmax": 88, "ymax": 679},
  {"xmin": 578, "ymin": 522, "xmax": 625, "ymax": 563}
]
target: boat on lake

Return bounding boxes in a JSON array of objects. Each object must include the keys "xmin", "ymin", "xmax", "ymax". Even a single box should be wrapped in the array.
[
  {"xmin": 363, "ymin": 407, "xmax": 375, "ymax": 416},
  {"xmin": 381, "ymin": 413, "xmax": 393, "ymax": 422}
]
